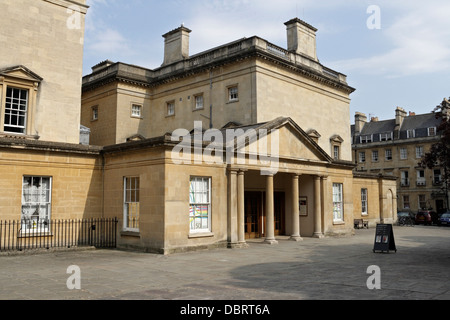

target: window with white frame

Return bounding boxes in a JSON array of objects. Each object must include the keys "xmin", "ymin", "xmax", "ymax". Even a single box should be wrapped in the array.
[
  {"xmin": 372, "ymin": 150, "xmax": 379, "ymax": 162},
  {"xmin": 228, "ymin": 86, "xmax": 238, "ymax": 102},
  {"xmin": 332, "ymin": 183, "xmax": 344, "ymax": 222},
  {"xmin": 380, "ymin": 132, "xmax": 392, "ymax": 141},
  {"xmin": 360, "ymin": 135, "xmax": 372, "ymax": 144},
  {"xmin": 194, "ymin": 95, "xmax": 204, "ymax": 110},
  {"xmin": 403, "ymin": 195, "xmax": 410, "ymax": 209},
  {"xmin": 417, "ymin": 170, "xmax": 426, "ymax": 186},
  {"xmin": 189, "ymin": 177, "xmax": 211, "ymax": 233},
  {"xmin": 333, "ymin": 145, "xmax": 340, "ymax": 160},
  {"xmin": 418, "ymin": 195, "xmax": 426, "ymax": 210},
  {"xmin": 385, "ymin": 149, "xmax": 392, "ymax": 161},
  {"xmin": 131, "ymin": 104, "xmax": 142, "ymax": 118},
  {"xmin": 407, "ymin": 129, "xmax": 415, "ymax": 138},
  {"xmin": 359, "ymin": 152, "xmax": 366, "ymax": 163},
  {"xmin": 92, "ymin": 106, "xmax": 98, "ymax": 121},
  {"xmin": 167, "ymin": 101, "xmax": 175, "ymax": 116},
  {"xmin": 428, "ymin": 127, "xmax": 436, "ymax": 136},
  {"xmin": 361, "ymin": 188, "xmax": 368, "ymax": 215},
  {"xmin": 123, "ymin": 177, "xmax": 140, "ymax": 231},
  {"xmin": 416, "ymin": 146, "xmax": 424, "ymax": 158},
  {"xmin": 401, "ymin": 171, "xmax": 409, "ymax": 186},
  {"xmin": 434, "ymin": 169, "xmax": 442, "ymax": 184},
  {"xmin": 400, "ymin": 148, "xmax": 408, "ymax": 160},
  {"xmin": 21, "ymin": 176, "xmax": 52, "ymax": 231},
  {"xmin": 4, "ymin": 87, "xmax": 28, "ymax": 134}
]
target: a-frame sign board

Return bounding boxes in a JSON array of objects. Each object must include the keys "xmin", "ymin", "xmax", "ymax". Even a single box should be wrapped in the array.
[{"xmin": 373, "ymin": 224, "xmax": 397, "ymax": 253}]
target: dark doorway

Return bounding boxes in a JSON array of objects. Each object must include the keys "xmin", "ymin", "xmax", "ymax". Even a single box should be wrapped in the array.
[{"xmin": 244, "ymin": 191, "xmax": 285, "ymax": 239}]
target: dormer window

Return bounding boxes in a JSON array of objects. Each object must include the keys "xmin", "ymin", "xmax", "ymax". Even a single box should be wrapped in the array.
[
  {"xmin": 360, "ymin": 135, "xmax": 372, "ymax": 144},
  {"xmin": 407, "ymin": 129, "xmax": 415, "ymax": 138},
  {"xmin": 379, "ymin": 132, "xmax": 392, "ymax": 141},
  {"xmin": 428, "ymin": 127, "xmax": 436, "ymax": 136}
]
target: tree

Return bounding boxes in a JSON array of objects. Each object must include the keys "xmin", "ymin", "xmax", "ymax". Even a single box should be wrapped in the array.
[{"xmin": 419, "ymin": 98, "xmax": 450, "ymax": 210}]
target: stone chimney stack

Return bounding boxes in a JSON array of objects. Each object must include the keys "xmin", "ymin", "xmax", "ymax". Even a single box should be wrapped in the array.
[
  {"xmin": 395, "ymin": 107, "xmax": 407, "ymax": 127},
  {"xmin": 162, "ymin": 25, "xmax": 191, "ymax": 66},
  {"xmin": 354, "ymin": 112, "xmax": 367, "ymax": 133},
  {"xmin": 285, "ymin": 18, "xmax": 318, "ymax": 61}
]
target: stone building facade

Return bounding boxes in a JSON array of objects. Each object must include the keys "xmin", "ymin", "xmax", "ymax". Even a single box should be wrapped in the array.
[
  {"xmin": 352, "ymin": 107, "xmax": 448, "ymax": 214},
  {"xmin": 81, "ymin": 19, "xmax": 397, "ymax": 253},
  {"xmin": 0, "ymin": 2, "xmax": 397, "ymax": 254}
]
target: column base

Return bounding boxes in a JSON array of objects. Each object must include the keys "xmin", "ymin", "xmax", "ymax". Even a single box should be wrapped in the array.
[
  {"xmin": 236, "ymin": 241, "xmax": 249, "ymax": 248},
  {"xmin": 313, "ymin": 232, "xmax": 325, "ymax": 239},
  {"xmin": 264, "ymin": 238, "xmax": 278, "ymax": 245},
  {"xmin": 228, "ymin": 242, "xmax": 249, "ymax": 249},
  {"xmin": 289, "ymin": 235, "xmax": 303, "ymax": 242}
]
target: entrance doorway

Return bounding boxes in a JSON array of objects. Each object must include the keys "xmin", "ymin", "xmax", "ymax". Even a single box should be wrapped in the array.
[
  {"xmin": 436, "ymin": 199, "xmax": 445, "ymax": 214},
  {"xmin": 244, "ymin": 191, "xmax": 285, "ymax": 239}
]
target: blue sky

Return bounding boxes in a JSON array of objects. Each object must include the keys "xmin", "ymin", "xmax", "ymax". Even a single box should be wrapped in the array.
[{"xmin": 83, "ymin": 0, "xmax": 450, "ymax": 123}]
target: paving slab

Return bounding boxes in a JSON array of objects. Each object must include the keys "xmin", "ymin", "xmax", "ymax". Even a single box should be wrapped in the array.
[{"xmin": 0, "ymin": 225, "xmax": 449, "ymax": 302}]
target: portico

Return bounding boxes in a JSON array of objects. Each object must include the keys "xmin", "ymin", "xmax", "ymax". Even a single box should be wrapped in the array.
[{"xmin": 227, "ymin": 167, "xmax": 328, "ymax": 247}]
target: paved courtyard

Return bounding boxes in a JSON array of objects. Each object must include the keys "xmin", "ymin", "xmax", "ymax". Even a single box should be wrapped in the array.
[{"xmin": 0, "ymin": 225, "xmax": 449, "ymax": 301}]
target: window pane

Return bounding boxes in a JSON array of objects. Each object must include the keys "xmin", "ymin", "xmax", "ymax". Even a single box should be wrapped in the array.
[
  {"xmin": 189, "ymin": 177, "xmax": 211, "ymax": 232},
  {"xmin": 124, "ymin": 177, "xmax": 140, "ymax": 230},
  {"xmin": 21, "ymin": 176, "xmax": 51, "ymax": 231}
]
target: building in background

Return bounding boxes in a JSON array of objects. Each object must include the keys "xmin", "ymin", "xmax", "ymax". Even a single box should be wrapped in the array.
[{"xmin": 352, "ymin": 107, "xmax": 448, "ymax": 215}]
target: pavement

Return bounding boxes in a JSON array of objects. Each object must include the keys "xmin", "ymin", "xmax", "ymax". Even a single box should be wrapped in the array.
[{"xmin": 0, "ymin": 225, "xmax": 449, "ymax": 302}]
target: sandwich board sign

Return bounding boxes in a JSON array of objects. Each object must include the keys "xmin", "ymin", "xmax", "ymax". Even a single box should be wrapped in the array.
[{"xmin": 373, "ymin": 224, "xmax": 396, "ymax": 253}]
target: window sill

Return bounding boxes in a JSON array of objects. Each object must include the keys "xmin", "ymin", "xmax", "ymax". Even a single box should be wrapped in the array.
[
  {"xmin": 333, "ymin": 220, "xmax": 345, "ymax": 225},
  {"xmin": 0, "ymin": 132, "xmax": 40, "ymax": 140},
  {"xmin": 226, "ymin": 99, "xmax": 239, "ymax": 104},
  {"xmin": 121, "ymin": 230, "xmax": 140, "ymax": 237},
  {"xmin": 188, "ymin": 232, "xmax": 214, "ymax": 239}
]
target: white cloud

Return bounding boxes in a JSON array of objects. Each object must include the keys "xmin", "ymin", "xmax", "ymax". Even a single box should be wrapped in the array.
[
  {"xmin": 87, "ymin": 28, "xmax": 131, "ymax": 56},
  {"xmin": 329, "ymin": 2, "xmax": 450, "ymax": 77}
]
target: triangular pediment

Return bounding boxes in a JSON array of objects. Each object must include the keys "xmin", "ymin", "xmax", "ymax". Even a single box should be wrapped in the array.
[
  {"xmin": 0, "ymin": 65, "xmax": 43, "ymax": 83},
  {"xmin": 234, "ymin": 117, "xmax": 332, "ymax": 163}
]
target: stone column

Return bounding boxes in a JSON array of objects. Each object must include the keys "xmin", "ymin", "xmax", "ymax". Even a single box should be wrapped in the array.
[
  {"xmin": 313, "ymin": 176, "xmax": 324, "ymax": 238},
  {"xmin": 290, "ymin": 174, "xmax": 302, "ymax": 241},
  {"xmin": 237, "ymin": 170, "xmax": 248, "ymax": 247},
  {"xmin": 227, "ymin": 169, "xmax": 238, "ymax": 248},
  {"xmin": 264, "ymin": 174, "xmax": 278, "ymax": 244}
]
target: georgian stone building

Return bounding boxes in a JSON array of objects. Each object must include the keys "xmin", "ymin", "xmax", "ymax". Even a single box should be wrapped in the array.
[
  {"xmin": 0, "ymin": 0, "xmax": 397, "ymax": 254},
  {"xmin": 82, "ymin": 19, "xmax": 396, "ymax": 253},
  {"xmin": 352, "ymin": 107, "xmax": 448, "ymax": 214}
]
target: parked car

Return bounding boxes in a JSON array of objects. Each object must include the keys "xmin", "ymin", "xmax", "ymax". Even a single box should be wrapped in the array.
[
  {"xmin": 438, "ymin": 212, "xmax": 450, "ymax": 226},
  {"xmin": 415, "ymin": 210, "xmax": 438, "ymax": 225},
  {"xmin": 397, "ymin": 212, "xmax": 414, "ymax": 226}
]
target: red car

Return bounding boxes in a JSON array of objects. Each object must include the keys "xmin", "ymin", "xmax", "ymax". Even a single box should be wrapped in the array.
[{"xmin": 415, "ymin": 210, "xmax": 438, "ymax": 225}]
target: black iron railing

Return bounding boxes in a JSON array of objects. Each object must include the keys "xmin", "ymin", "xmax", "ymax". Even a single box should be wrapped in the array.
[{"xmin": 0, "ymin": 218, "xmax": 118, "ymax": 252}]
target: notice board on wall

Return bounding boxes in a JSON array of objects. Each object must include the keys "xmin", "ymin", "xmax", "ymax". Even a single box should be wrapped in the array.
[{"xmin": 373, "ymin": 224, "xmax": 397, "ymax": 253}]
